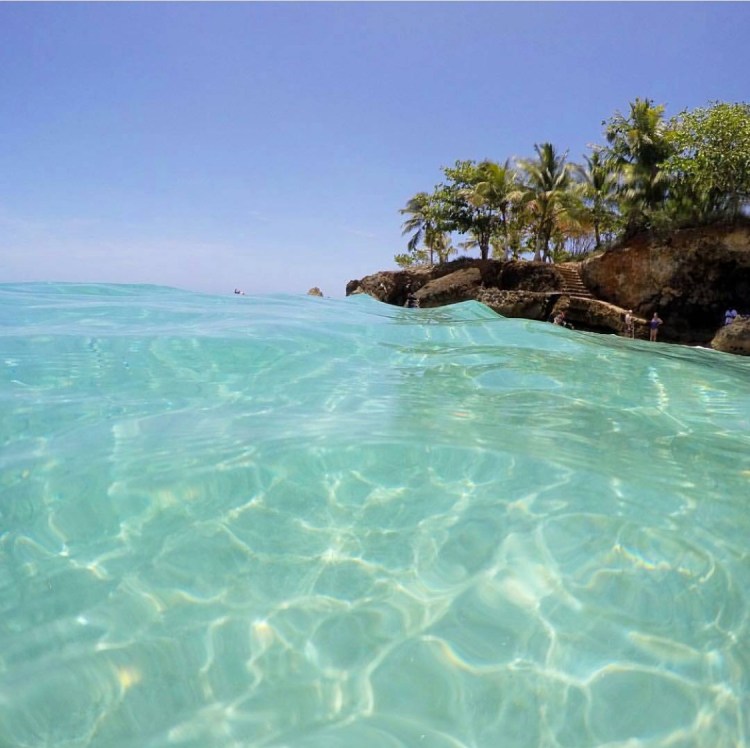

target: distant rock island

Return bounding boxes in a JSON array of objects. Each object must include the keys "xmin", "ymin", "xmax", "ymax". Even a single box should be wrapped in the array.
[{"xmin": 347, "ymin": 224, "xmax": 750, "ymax": 355}]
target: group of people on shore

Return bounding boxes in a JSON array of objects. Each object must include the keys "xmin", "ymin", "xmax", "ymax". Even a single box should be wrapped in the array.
[
  {"xmin": 552, "ymin": 308, "xmax": 664, "ymax": 341},
  {"xmin": 402, "ymin": 288, "xmax": 744, "ymax": 343},
  {"xmin": 724, "ymin": 307, "xmax": 744, "ymax": 325},
  {"xmin": 623, "ymin": 309, "xmax": 663, "ymax": 341}
]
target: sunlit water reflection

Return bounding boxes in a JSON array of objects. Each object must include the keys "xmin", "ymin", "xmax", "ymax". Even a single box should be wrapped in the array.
[{"xmin": 1, "ymin": 283, "xmax": 749, "ymax": 747}]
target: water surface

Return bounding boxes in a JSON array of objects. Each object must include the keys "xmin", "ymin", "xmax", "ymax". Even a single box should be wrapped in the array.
[{"xmin": 1, "ymin": 283, "xmax": 749, "ymax": 747}]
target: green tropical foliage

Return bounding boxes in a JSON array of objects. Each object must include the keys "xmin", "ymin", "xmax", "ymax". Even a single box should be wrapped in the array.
[
  {"xmin": 393, "ymin": 247, "xmax": 430, "ymax": 268},
  {"xmin": 574, "ymin": 149, "xmax": 620, "ymax": 249},
  {"xmin": 517, "ymin": 143, "xmax": 578, "ymax": 261},
  {"xmin": 395, "ymin": 97, "xmax": 749, "ymax": 268},
  {"xmin": 603, "ymin": 97, "xmax": 674, "ymax": 234},
  {"xmin": 666, "ymin": 102, "xmax": 750, "ymax": 223},
  {"xmin": 399, "ymin": 191, "xmax": 450, "ymax": 266},
  {"xmin": 439, "ymin": 160, "xmax": 518, "ymax": 260},
  {"xmin": 430, "ymin": 231, "xmax": 456, "ymax": 264}
]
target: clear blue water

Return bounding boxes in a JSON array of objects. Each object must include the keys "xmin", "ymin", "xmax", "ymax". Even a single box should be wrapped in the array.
[{"xmin": 1, "ymin": 283, "xmax": 750, "ymax": 748}]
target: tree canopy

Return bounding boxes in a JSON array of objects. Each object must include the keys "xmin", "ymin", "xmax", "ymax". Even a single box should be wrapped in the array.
[
  {"xmin": 517, "ymin": 143, "xmax": 577, "ymax": 262},
  {"xmin": 667, "ymin": 102, "xmax": 750, "ymax": 222},
  {"xmin": 396, "ymin": 98, "xmax": 750, "ymax": 268},
  {"xmin": 602, "ymin": 97, "xmax": 674, "ymax": 235}
]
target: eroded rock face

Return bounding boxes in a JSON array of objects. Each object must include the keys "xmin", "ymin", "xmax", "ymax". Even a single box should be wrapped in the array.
[
  {"xmin": 345, "ymin": 263, "xmax": 463, "ymax": 305},
  {"xmin": 474, "ymin": 289, "xmax": 556, "ymax": 320},
  {"xmin": 499, "ymin": 261, "xmax": 562, "ymax": 292},
  {"xmin": 414, "ymin": 267, "xmax": 482, "ymax": 307},
  {"xmin": 347, "ymin": 227, "xmax": 750, "ymax": 351},
  {"xmin": 550, "ymin": 296, "xmax": 649, "ymax": 336},
  {"xmin": 346, "ymin": 258, "xmax": 563, "ymax": 307},
  {"xmin": 580, "ymin": 225, "xmax": 750, "ymax": 343},
  {"xmin": 710, "ymin": 317, "xmax": 750, "ymax": 356}
]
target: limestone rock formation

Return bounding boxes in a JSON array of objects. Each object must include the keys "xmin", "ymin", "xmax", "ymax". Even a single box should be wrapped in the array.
[
  {"xmin": 473, "ymin": 289, "xmax": 555, "ymax": 321},
  {"xmin": 345, "ymin": 259, "xmax": 564, "ymax": 307},
  {"xmin": 307, "ymin": 287, "xmax": 324, "ymax": 297},
  {"xmin": 580, "ymin": 224, "xmax": 750, "ymax": 343},
  {"xmin": 414, "ymin": 267, "xmax": 482, "ymax": 307},
  {"xmin": 347, "ymin": 225, "xmax": 750, "ymax": 351},
  {"xmin": 549, "ymin": 296, "xmax": 648, "ymax": 337},
  {"xmin": 710, "ymin": 317, "xmax": 750, "ymax": 356},
  {"xmin": 347, "ymin": 259, "xmax": 492, "ymax": 305}
]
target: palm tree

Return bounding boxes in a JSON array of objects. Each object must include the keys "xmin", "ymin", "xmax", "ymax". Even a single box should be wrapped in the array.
[
  {"xmin": 575, "ymin": 149, "xmax": 620, "ymax": 249},
  {"xmin": 504, "ymin": 201, "xmax": 533, "ymax": 260},
  {"xmin": 440, "ymin": 160, "xmax": 518, "ymax": 260},
  {"xmin": 469, "ymin": 160, "xmax": 518, "ymax": 258},
  {"xmin": 399, "ymin": 192, "xmax": 445, "ymax": 265},
  {"xmin": 549, "ymin": 211, "xmax": 596, "ymax": 261},
  {"xmin": 604, "ymin": 98, "xmax": 673, "ymax": 233},
  {"xmin": 518, "ymin": 143, "xmax": 576, "ymax": 262},
  {"xmin": 431, "ymin": 231, "xmax": 456, "ymax": 264}
]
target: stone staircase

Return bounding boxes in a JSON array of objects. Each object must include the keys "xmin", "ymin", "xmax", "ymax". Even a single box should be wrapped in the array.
[
  {"xmin": 556, "ymin": 263, "xmax": 594, "ymax": 299},
  {"xmin": 553, "ymin": 263, "xmax": 645, "ymax": 335}
]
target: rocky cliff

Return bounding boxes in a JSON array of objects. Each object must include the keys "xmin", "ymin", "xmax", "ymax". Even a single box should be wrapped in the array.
[
  {"xmin": 346, "ymin": 258, "xmax": 647, "ymax": 336},
  {"xmin": 580, "ymin": 224, "xmax": 750, "ymax": 343},
  {"xmin": 346, "ymin": 224, "xmax": 750, "ymax": 353}
]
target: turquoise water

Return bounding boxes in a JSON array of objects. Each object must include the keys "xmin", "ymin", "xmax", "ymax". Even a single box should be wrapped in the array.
[{"xmin": 1, "ymin": 283, "xmax": 750, "ymax": 748}]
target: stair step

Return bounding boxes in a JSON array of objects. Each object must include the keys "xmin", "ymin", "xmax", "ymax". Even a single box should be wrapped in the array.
[{"xmin": 556, "ymin": 263, "xmax": 594, "ymax": 298}]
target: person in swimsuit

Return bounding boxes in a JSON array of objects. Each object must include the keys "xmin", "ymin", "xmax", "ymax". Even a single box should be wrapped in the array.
[
  {"xmin": 649, "ymin": 312, "xmax": 663, "ymax": 341},
  {"xmin": 624, "ymin": 310, "xmax": 634, "ymax": 338}
]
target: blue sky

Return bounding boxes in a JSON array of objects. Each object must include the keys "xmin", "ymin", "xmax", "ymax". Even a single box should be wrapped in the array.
[{"xmin": 2, "ymin": 2, "xmax": 749, "ymax": 297}]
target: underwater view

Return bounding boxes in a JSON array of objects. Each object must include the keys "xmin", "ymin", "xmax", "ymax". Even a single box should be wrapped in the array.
[{"xmin": 1, "ymin": 283, "xmax": 749, "ymax": 748}]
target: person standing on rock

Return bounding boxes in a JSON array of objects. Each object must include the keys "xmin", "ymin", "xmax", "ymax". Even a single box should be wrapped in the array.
[
  {"xmin": 724, "ymin": 308, "xmax": 738, "ymax": 325},
  {"xmin": 624, "ymin": 310, "xmax": 635, "ymax": 338},
  {"xmin": 649, "ymin": 312, "xmax": 664, "ymax": 341}
]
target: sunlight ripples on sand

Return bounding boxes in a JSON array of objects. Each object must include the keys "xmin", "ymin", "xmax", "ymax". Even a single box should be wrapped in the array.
[{"xmin": 1, "ymin": 284, "xmax": 749, "ymax": 746}]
